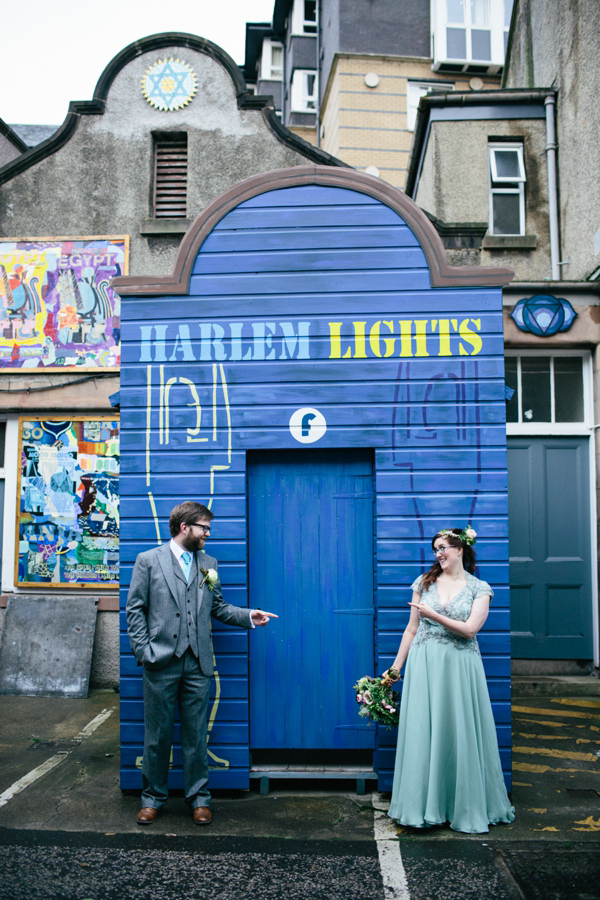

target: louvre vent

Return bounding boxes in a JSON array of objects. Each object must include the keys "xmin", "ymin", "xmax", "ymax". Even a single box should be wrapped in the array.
[{"xmin": 154, "ymin": 135, "xmax": 188, "ymax": 218}]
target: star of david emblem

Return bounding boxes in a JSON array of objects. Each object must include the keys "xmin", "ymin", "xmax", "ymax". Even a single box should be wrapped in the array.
[{"xmin": 142, "ymin": 58, "xmax": 198, "ymax": 112}]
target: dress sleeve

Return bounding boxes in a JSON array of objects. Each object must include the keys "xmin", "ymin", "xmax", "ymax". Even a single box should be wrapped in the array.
[
  {"xmin": 411, "ymin": 574, "xmax": 424, "ymax": 593},
  {"xmin": 474, "ymin": 578, "xmax": 494, "ymax": 601}
]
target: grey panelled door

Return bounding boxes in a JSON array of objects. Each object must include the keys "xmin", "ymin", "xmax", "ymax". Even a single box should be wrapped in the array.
[{"xmin": 508, "ymin": 436, "xmax": 593, "ymax": 658}]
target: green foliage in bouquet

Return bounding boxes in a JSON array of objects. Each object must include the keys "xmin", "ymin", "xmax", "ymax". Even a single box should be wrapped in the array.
[{"xmin": 353, "ymin": 672, "xmax": 401, "ymax": 728}]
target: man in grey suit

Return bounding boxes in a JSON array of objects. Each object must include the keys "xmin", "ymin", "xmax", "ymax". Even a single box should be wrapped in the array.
[{"xmin": 126, "ymin": 501, "xmax": 276, "ymax": 825}]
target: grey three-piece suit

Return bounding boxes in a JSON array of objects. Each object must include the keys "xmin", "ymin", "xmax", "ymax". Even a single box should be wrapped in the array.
[{"xmin": 126, "ymin": 542, "xmax": 252, "ymax": 809}]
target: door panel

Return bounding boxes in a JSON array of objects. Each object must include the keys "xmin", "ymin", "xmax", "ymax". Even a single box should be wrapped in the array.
[
  {"xmin": 508, "ymin": 437, "xmax": 593, "ymax": 658},
  {"xmin": 248, "ymin": 449, "xmax": 375, "ymax": 749}
]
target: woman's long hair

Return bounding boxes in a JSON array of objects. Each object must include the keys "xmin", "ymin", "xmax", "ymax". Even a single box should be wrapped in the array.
[{"xmin": 420, "ymin": 529, "xmax": 476, "ymax": 593}]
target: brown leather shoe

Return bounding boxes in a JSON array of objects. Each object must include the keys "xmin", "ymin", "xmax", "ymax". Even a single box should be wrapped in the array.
[
  {"xmin": 137, "ymin": 806, "xmax": 158, "ymax": 825},
  {"xmin": 192, "ymin": 806, "xmax": 212, "ymax": 825}
]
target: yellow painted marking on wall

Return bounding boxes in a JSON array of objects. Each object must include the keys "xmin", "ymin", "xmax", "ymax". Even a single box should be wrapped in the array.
[
  {"xmin": 220, "ymin": 363, "xmax": 232, "ymax": 461},
  {"xmin": 211, "ymin": 364, "xmax": 218, "ymax": 440},
  {"xmin": 514, "ymin": 762, "xmax": 600, "ymax": 774},
  {"xmin": 533, "ymin": 826, "xmax": 559, "ymax": 832},
  {"xmin": 148, "ymin": 492, "xmax": 162, "ymax": 545},
  {"xmin": 208, "ymin": 365, "xmax": 233, "ymax": 508},
  {"xmin": 552, "ymin": 698, "xmax": 600, "ymax": 709},
  {"xmin": 513, "ymin": 705, "xmax": 599, "ymax": 720},
  {"xmin": 159, "ymin": 364, "xmax": 165, "ymax": 444},
  {"xmin": 146, "ymin": 365, "xmax": 152, "ymax": 486},
  {"xmin": 178, "ymin": 377, "xmax": 208, "ymax": 443},
  {"xmin": 163, "ymin": 377, "xmax": 178, "ymax": 444},
  {"xmin": 206, "ymin": 650, "xmax": 229, "ymax": 768},
  {"xmin": 527, "ymin": 808, "xmax": 547, "ymax": 813},
  {"xmin": 513, "ymin": 745, "xmax": 599, "ymax": 762},
  {"xmin": 573, "ymin": 816, "xmax": 600, "ymax": 831}
]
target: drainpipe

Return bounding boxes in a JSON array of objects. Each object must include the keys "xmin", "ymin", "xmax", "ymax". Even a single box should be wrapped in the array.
[
  {"xmin": 544, "ymin": 94, "xmax": 560, "ymax": 281},
  {"xmin": 316, "ymin": 0, "xmax": 321, "ymax": 148}
]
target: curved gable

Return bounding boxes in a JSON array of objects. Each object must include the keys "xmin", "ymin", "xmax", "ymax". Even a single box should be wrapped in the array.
[
  {"xmin": 113, "ymin": 166, "xmax": 514, "ymax": 294},
  {"xmin": 0, "ymin": 33, "xmax": 345, "ymax": 187}
]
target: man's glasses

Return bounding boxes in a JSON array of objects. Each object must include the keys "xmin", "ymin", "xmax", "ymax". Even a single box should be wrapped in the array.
[
  {"xmin": 433, "ymin": 545, "xmax": 453, "ymax": 556},
  {"xmin": 188, "ymin": 523, "xmax": 211, "ymax": 534}
]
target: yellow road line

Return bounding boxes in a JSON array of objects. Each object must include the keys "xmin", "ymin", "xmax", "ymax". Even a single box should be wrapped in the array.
[
  {"xmin": 512, "ymin": 705, "xmax": 599, "ymax": 720},
  {"xmin": 513, "ymin": 745, "xmax": 599, "ymax": 762},
  {"xmin": 514, "ymin": 717, "xmax": 568, "ymax": 728},
  {"xmin": 515, "ymin": 733, "xmax": 570, "ymax": 740},
  {"xmin": 551, "ymin": 698, "xmax": 600, "ymax": 709},
  {"xmin": 514, "ymin": 762, "xmax": 600, "ymax": 774}
]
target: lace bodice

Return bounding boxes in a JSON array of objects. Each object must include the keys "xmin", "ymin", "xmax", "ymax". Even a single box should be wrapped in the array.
[{"xmin": 409, "ymin": 573, "xmax": 493, "ymax": 655}]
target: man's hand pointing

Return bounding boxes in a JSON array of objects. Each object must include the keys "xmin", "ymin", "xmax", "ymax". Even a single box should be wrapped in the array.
[{"xmin": 251, "ymin": 610, "xmax": 278, "ymax": 627}]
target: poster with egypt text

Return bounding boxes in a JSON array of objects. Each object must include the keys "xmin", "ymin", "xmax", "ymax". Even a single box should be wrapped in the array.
[
  {"xmin": 16, "ymin": 418, "xmax": 119, "ymax": 588},
  {"xmin": 0, "ymin": 237, "xmax": 127, "ymax": 370}
]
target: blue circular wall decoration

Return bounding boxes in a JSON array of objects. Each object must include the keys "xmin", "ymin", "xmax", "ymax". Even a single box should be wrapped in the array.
[{"xmin": 510, "ymin": 294, "xmax": 577, "ymax": 336}]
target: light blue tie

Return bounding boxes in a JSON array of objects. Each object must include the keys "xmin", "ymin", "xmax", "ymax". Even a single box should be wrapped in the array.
[{"xmin": 180, "ymin": 551, "xmax": 192, "ymax": 582}]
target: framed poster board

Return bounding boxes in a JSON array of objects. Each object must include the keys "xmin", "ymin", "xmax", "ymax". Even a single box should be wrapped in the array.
[
  {"xmin": 16, "ymin": 417, "xmax": 119, "ymax": 588},
  {"xmin": 0, "ymin": 236, "xmax": 128, "ymax": 371}
]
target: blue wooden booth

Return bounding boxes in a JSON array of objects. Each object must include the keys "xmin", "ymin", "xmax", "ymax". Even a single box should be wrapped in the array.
[{"xmin": 115, "ymin": 167, "xmax": 514, "ymax": 793}]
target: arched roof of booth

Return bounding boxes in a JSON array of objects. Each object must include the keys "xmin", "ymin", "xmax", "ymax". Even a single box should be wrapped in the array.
[
  {"xmin": 0, "ymin": 32, "xmax": 347, "ymax": 186},
  {"xmin": 112, "ymin": 166, "xmax": 514, "ymax": 295}
]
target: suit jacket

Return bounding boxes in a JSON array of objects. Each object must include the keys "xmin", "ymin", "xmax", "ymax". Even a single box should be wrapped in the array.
[{"xmin": 126, "ymin": 542, "xmax": 252, "ymax": 675}]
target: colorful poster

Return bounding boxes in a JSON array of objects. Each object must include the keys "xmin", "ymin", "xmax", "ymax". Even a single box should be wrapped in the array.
[
  {"xmin": 0, "ymin": 237, "xmax": 127, "ymax": 369},
  {"xmin": 16, "ymin": 418, "xmax": 119, "ymax": 587}
]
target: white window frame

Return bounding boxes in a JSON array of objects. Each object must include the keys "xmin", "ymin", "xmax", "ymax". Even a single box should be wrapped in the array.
[
  {"xmin": 260, "ymin": 38, "xmax": 283, "ymax": 81},
  {"xmin": 290, "ymin": 69, "xmax": 318, "ymax": 112},
  {"xmin": 489, "ymin": 142, "xmax": 526, "ymax": 236},
  {"xmin": 431, "ymin": 0, "xmax": 509, "ymax": 69},
  {"xmin": 505, "ymin": 349, "xmax": 593, "ymax": 436},
  {"xmin": 291, "ymin": 0, "xmax": 318, "ymax": 35},
  {"xmin": 406, "ymin": 81, "xmax": 454, "ymax": 131}
]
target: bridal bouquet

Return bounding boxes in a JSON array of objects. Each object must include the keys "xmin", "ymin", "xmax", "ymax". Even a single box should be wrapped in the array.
[{"xmin": 353, "ymin": 673, "xmax": 401, "ymax": 728}]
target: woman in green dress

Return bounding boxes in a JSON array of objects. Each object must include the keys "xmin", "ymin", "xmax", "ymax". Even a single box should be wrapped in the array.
[{"xmin": 384, "ymin": 526, "xmax": 515, "ymax": 833}]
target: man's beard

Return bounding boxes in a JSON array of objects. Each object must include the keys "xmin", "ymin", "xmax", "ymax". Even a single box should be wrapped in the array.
[{"xmin": 181, "ymin": 534, "xmax": 203, "ymax": 553}]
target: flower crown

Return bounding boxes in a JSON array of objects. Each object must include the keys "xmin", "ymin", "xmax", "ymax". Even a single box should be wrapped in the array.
[{"xmin": 438, "ymin": 525, "xmax": 477, "ymax": 546}]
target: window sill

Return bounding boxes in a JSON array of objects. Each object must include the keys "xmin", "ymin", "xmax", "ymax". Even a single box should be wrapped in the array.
[
  {"xmin": 482, "ymin": 234, "xmax": 537, "ymax": 250},
  {"xmin": 140, "ymin": 219, "xmax": 192, "ymax": 236}
]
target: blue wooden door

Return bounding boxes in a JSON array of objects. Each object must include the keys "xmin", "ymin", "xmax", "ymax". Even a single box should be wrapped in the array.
[
  {"xmin": 508, "ymin": 436, "xmax": 593, "ymax": 658},
  {"xmin": 248, "ymin": 449, "xmax": 375, "ymax": 749}
]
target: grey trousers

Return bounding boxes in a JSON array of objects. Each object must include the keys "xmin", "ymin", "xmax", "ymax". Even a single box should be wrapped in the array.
[{"xmin": 141, "ymin": 648, "xmax": 211, "ymax": 809}]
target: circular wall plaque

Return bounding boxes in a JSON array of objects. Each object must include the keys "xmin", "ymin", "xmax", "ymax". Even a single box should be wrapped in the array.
[{"xmin": 142, "ymin": 58, "xmax": 198, "ymax": 111}]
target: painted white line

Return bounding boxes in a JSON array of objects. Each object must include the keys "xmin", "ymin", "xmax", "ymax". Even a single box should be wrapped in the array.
[
  {"xmin": 0, "ymin": 706, "xmax": 116, "ymax": 809},
  {"xmin": 74, "ymin": 707, "xmax": 116, "ymax": 740},
  {"xmin": 372, "ymin": 792, "xmax": 411, "ymax": 900}
]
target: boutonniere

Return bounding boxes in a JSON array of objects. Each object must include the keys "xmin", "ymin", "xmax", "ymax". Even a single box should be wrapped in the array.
[{"xmin": 200, "ymin": 567, "xmax": 218, "ymax": 591}]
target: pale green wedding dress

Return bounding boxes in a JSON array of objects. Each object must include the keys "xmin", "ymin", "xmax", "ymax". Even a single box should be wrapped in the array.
[{"xmin": 388, "ymin": 573, "xmax": 515, "ymax": 834}]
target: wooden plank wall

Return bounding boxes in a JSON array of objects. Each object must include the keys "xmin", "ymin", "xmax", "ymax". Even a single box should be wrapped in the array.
[{"xmin": 119, "ymin": 183, "xmax": 510, "ymax": 792}]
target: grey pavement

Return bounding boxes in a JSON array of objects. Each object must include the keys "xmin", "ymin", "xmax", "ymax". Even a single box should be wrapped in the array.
[{"xmin": 0, "ymin": 688, "xmax": 599, "ymax": 899}]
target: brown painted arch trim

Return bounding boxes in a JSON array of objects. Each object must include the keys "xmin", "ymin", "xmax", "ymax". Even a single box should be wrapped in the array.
[
  {"xmin": 0, "ymin": 33, "xmax": 345, "ymax": 187},
  {"xmin": 113, "ymin": 167, "xmax": 514, "ymax": 296}
]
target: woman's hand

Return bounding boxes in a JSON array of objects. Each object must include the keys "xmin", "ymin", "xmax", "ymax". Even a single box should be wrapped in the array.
[
  {"xmin": 381, "ymin": 668, "xmax": 401, "ymax": 685},
  {"xmin": 408, "ymin": 600, "xmax": 436, "ymax": 620}
]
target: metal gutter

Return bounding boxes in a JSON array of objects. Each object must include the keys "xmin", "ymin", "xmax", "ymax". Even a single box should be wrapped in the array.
[{"xmin": 544, "ymin": 95, "xmax": 561, "ymax": 281}]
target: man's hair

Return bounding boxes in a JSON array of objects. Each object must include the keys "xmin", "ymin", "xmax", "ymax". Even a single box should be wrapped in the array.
[{"xmin": 169, "ymin": 502, "xmax": 213, "ymax": 537}]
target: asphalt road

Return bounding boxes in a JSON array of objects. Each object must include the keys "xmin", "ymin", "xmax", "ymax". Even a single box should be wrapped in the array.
[
  {"xmin": 1, "ymin": 829, "xmax": 599, "ymax": 900},
  {"xmin": 0, "ymin": 690, "xmax": 599, "ymax": 899}
]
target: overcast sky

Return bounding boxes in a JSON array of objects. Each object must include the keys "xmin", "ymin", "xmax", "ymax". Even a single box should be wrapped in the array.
[{"xmin": 1, "ymin": 0, "xmax": 275, "ymax": 126}]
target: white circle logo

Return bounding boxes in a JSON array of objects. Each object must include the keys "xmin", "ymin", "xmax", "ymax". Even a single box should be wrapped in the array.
[{"xmin": 289, "ymin": 407, "xmax": 327, "ymax": 444}]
